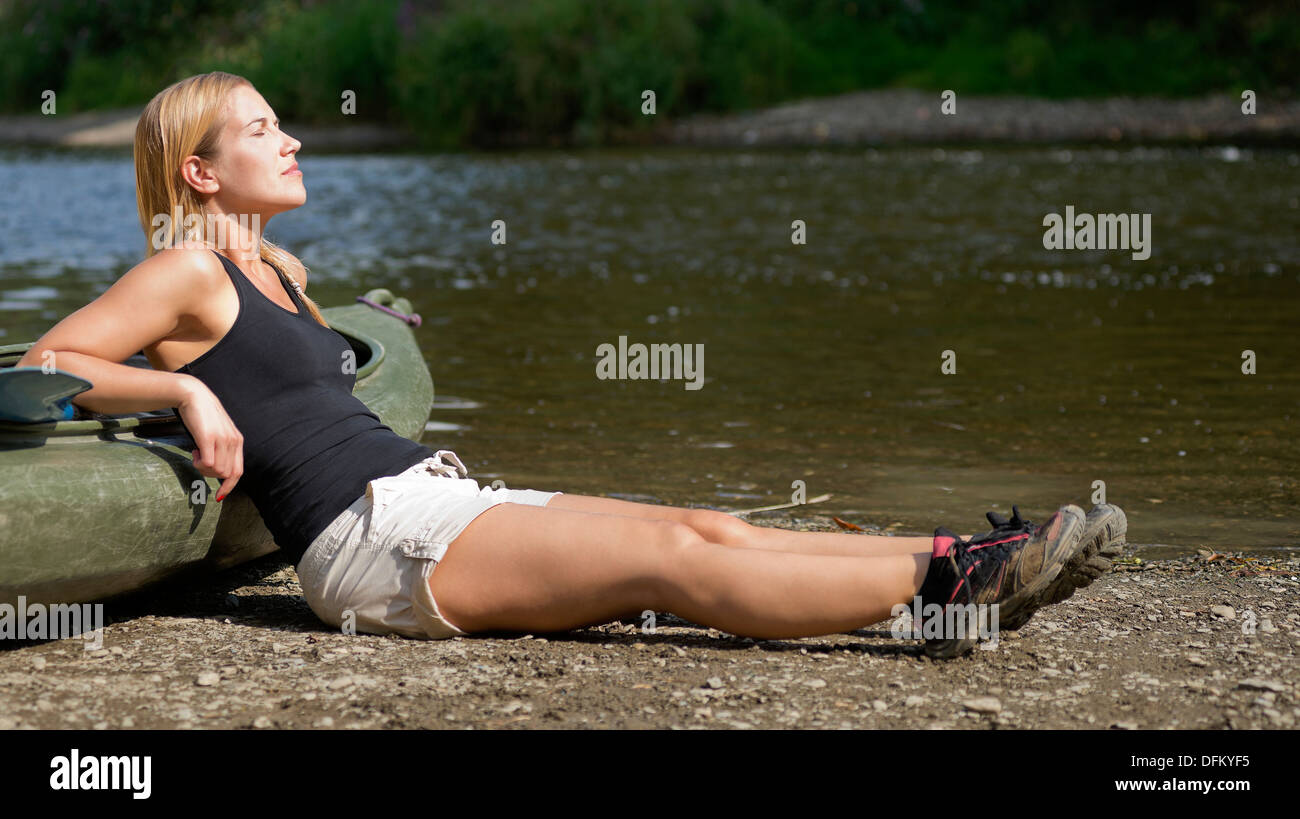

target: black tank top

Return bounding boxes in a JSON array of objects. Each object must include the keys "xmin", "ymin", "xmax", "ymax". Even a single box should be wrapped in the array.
[{"xmin": 173, "ymin": 251, "xmax": 434, "ymax": 564}]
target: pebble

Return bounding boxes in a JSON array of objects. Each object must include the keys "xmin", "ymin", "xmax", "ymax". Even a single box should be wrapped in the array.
[
  {"xmin": 31, "ymin": 657, "xmax": 45, "ymax": 671},
  {"xmin": 1112, "ymin": 721, "xmax": 1139, "ymax": 730},
  {"xmin": 803, "ymin": 678, "xmax": 827, "ymax": 689},
  {"xmin": 871, "ymin": 699, "xmax": 888, "ymax": 712},
  {"xmin": 252, "ymin": 716, "xmax": 273, "ymax": 728},
  {"xmin": 1185, "ymin": 654, "xmax": 1209, "ymax": 667},
  {"xmin": 1210, "ymin": 605, "xmax": 1235, "ymax": 619},
  {"xmin": 1237, "ymin": 678, "xmax": 1286, "ymax": 693},
  {"xmin": 195, "ymin": 672, "xmax": 220, "ymax": 687},
  {"xmin": 962, "ymin": 697, "xmax": 1002, "ymax": 714},
  {"xmin": 904, "ymin": 695, "xmax": 926, "ymax": 708},
  {"xmin": 705, "ymin": 677, "xmax": 724, "ymax": 689}
]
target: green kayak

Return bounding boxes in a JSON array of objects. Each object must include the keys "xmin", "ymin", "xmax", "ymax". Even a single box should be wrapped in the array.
[{"xmin": 0, "ymin": 289, "xmax": 433, "ymax": 607}]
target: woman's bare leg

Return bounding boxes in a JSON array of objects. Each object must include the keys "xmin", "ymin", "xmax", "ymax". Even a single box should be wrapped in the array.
[
  {"xmin": 430, "ymin": 501, "xmax": 929, "ymax": 639},
  {"xmin": 547, "ymin": 493, "xmax": 935, "ymax": 557}
]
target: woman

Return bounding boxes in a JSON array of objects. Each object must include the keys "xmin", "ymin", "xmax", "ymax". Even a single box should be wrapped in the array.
[{"xmin": 17, "ymin": 73, "xmax": 1126, "ymax": 659}]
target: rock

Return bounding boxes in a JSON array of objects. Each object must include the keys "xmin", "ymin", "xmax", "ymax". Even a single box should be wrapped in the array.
[
  {"xmin": 314, "ymin": 717, "xmax": 334, "ymax": 728},
  {"xmin": 1111, "ymin": 721, "xmax": 1139, "ymax": 730},
  {"xmin": 705, "ymin": 677, "xmax": 724, "ymax": 689},
  {"xmin": 195, "ymin": 672, "xmax": 220, "ymax": 686},
  {"xmin": 31, "ymin": 657, "xmax": 45, "ymax": 671},
  {"xmin": 1210, "ymin": 605, "xmax": 1235, "ymax": 620},
  {"xmin": 252, "ymin": 716, "xmax": 273, "ymax": 728},
  {"xmin": 871, "ymin": 699, "xmax": 888, "ymax": 712},
  {"xmin": 1259, "ymin": 618, "xmax": 1278, "ymax": 634},
  {"xmin": 962, "ymin": 697, "xmax": 1002, "ymax": 714},
  {"xmin": 1237, "ymin": 678, "xmax": 1286, "ymax": 693},
  {"xmin": 904, "ymin": 695, "xmax": 926, "ymax": 708},
  {"xmin": 1185, "ymin": 654, "xmax": 1209, "ymax": 667},
  {"xmin": 803, "ymin": 678, "xmax": 827, "ymax": 689}
]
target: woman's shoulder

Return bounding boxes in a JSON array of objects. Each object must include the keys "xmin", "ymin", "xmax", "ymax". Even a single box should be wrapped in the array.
[{"xmin": 130, "ymin": 243, "xmax": 226, "ymax": 289}]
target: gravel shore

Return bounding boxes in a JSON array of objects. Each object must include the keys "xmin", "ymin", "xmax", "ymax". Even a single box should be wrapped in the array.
[
  {"xmin": 654, "ymin": 89, "xmax": 1300, "ymax": 147},
  {"xmin": 1, "ymin": 512, "xmax": 1296, "ymax": 731}
]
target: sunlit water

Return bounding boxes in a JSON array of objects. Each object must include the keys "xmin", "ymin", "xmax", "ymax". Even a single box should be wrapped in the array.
[{"xmin": 2, "ymin": 145, "xmax": 1297, "ymax": 556}]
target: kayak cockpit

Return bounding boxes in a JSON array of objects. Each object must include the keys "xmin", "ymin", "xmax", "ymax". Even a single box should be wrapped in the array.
[{"xmin": 0, "ymin": 326, "xmax": 378, "ymax": 434}]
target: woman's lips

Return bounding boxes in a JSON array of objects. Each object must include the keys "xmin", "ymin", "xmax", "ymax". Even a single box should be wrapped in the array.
[{"xmin": 282, "ymin": 162, "xmax": 300, "ymax": 176}]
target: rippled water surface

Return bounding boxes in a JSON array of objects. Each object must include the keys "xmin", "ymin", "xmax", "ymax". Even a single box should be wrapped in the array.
[{"xmin": 2, "ymin": 145, "xmax": 1297, "ymax": 555}]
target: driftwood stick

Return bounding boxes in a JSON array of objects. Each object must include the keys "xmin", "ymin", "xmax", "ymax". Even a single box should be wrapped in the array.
[{"xmin": 727, "ymin": 493, "xmax": 833, "ymax": 516}]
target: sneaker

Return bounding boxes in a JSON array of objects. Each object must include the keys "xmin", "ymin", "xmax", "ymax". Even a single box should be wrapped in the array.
[
  {"xmin": 999, "ymin": 503, "xmax": 1127, "ymax": 630},
  {"xmin": 916, "ymin": 504, "xmax": 1086, "ymax": 659}
]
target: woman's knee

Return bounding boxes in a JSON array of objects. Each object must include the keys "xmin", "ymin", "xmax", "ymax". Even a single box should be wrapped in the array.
[
  {"xmin": 681, "ymin": 508, "xmax": 754, "ymax": 546},
  {"xmin": 645, "ymin": 518, "xmax": 722, "ymax": 609}
]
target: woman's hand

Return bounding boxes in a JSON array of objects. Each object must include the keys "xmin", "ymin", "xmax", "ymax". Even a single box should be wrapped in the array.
[{"xmin": 176, "ymin": 376, "xmax": 244, "ymax": 502}]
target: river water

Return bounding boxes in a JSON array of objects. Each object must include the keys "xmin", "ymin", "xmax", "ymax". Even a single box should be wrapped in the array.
[{"xmin": 1, "ymin": 145, "xmax": 1297, "ymax": 555}]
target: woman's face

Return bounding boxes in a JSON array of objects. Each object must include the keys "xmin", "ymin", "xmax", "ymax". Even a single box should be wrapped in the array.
[{"xmin": 201, "ymin": 84, "xmax": 305, "ymax": 219}]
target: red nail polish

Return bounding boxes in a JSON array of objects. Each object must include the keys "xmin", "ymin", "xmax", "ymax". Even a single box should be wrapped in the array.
[{"xmin": 216, "ymin": 494, "xmax": 225, "ymax": 502}]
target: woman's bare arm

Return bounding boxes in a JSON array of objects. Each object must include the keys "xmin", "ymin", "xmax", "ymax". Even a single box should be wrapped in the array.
[
  {"xmin": 15, "ymin": 246, "xmax": 247, "ymax": 498},
  {"xmin": 14, "ymin": 248, "xmax": 217, "ymax": 414}
]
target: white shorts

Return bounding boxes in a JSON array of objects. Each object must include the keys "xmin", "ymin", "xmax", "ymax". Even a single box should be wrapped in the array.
[{"xmin": 296, "ymin": 450, "xmax": 562, "ymax": 639}]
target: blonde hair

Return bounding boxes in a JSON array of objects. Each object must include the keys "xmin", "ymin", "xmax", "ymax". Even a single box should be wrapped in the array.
[{"xmin": 133, "ymin": 71, "xmax": 328, "ymax": 326}]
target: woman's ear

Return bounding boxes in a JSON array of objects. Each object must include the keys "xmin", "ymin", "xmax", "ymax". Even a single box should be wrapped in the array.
[{"xmin": 180, "ymin": 155, "xmax": 219, "ymax": 195}]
